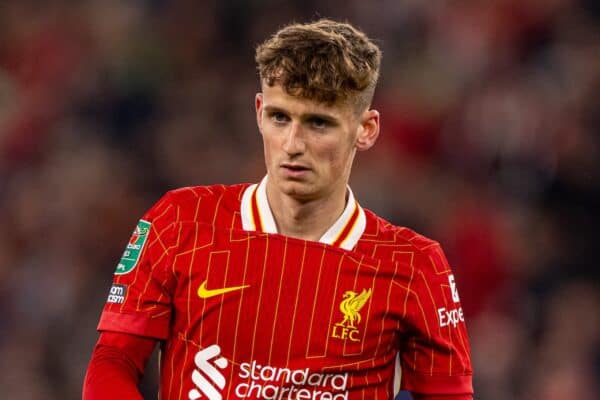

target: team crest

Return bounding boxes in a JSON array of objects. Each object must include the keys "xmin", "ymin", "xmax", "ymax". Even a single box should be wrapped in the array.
[
  {"xmin": 331, "ymin": 288, "xmax": 372, "ymax": 342},
  {"xmin": 115, "ymin": 220, "xmax": 151, "ymax": 275}
]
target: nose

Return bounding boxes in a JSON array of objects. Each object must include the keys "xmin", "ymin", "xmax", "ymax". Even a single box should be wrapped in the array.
[{"xmin": 282, "ymin": 121, "xmax": 306, "ymax": 155}]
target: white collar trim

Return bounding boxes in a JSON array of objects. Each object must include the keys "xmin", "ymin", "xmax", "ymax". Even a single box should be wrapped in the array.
[{"xmin": 241, "ymin": 176, "xmax": 365, "ymax": 250}]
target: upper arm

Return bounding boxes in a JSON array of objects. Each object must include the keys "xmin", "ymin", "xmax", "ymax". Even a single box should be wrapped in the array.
[
  {"xmin": 98, "ymin": 193, "xmax": 178, "ymax": 339},
  {"xmin": 399, "ymin": 245, "xmax": 473, "ymax": 396}
]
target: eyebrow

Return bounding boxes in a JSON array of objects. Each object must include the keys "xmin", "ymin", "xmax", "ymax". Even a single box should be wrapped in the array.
[{"xmin": 262, "ymin": 105, "xmax": 339, "ymax": 124}]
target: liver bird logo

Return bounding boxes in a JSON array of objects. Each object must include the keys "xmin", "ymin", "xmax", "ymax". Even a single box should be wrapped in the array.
[{"xmin": 337, "ymin": 288, "xmax": 372, "ymax": 328}]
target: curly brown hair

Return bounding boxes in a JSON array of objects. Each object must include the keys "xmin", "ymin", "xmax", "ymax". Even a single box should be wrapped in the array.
[{"xmin": 255, "ymin": 19, "xmax": 382, "ymax": 113}]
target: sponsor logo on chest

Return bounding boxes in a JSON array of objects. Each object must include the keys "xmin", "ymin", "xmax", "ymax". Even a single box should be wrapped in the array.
[{"xmin": 188, "ymin": 344, "xmax": 349, "ymax": 400}]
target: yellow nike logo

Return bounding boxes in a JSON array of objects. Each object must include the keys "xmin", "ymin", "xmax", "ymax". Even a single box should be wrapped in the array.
[{"xmin": 197, "ymin": 280, "xmax": 250, "ymax": 299}]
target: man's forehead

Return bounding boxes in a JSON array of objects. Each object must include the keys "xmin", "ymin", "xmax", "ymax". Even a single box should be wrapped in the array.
[{"xmin": 261, "ymin": 83, "xmax": 352, "ymax": 118}]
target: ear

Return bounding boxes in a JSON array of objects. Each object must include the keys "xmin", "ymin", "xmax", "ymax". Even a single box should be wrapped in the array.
[
  {"xmin": 255, "ymin": 93, "xmax": 264, "ymax": 134},
  {"xmin": 355, "ymin": 109, "xmax": 380, "ymax": 151}
]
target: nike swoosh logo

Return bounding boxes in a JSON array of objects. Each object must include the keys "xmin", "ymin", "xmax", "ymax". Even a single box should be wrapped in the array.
[{"xmin": 197, "ymin": 280, "xmax": 250, "ymax": 299}]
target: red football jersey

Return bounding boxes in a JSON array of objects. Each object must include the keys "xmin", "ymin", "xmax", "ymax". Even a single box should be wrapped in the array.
[{"xmin": 98, "ymin": 178, "xmax": 473, "ymax": 399}]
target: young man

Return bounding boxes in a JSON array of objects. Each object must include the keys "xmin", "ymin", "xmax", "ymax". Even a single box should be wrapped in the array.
[{"xmin": 84, "ymin": 19, "xmax": 473, "ymax": 399}]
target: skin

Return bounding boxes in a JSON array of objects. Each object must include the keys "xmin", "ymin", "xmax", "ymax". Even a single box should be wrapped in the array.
[{"xmin": 255, "ymin": 83, "xmax": 380, "ymax": 241}]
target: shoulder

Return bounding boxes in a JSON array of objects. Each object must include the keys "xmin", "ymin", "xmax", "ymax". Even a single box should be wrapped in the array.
[
  {"xmin": 163, "ymin": 183, "xmax": 249, "ymax": 209},
  {"xmin": 145, "ymin": 183, "xmax": 251, "ymax": 224},
  {"xmin": 360, "ymin": 208, "xmax": 441, "ymax": 251},
  {"xmin": 358, "ymin": 209, "xmax": 451, "ymax": 275}
]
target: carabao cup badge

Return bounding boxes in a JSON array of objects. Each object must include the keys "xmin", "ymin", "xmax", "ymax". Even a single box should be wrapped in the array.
[{"xmin": 115, "ymin": 220, "xmax": 151, "ymax": 275}]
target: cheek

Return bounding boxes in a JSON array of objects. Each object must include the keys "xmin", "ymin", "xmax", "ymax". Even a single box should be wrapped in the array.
[
  {"xmin": 332, "ymin": 143, "xmax": 356, "ymax": 175},
  {"xmin": 328, "ymin": 135, "xmax": 355, "ymax": 162},
  {"xmin": 262, "ymin": 134, "xmax": 280, "ymax": 166},
  {"xmin": 327, "ymin": 149, "xmax": 341, "ymax": 164},
  {"xmin": 262, "ymin": 139, "xmax": 273, "ymax": 162},
  {"xmin": 320, "ymin": 144, "xmax": 350, "ymax": 172}
]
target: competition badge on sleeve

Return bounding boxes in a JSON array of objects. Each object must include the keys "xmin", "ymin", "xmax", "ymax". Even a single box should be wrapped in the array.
[{"xmin": 115, "ymin": 220, "xmax": 151, "ymax": 275}]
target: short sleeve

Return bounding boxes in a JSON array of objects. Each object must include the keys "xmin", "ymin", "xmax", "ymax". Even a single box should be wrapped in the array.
[
  {"xmin": 400, "ymin": 244, "xmax": 473, "ymax": 396},
  {"xmin": 97, "ymin": 193, "xmax": 178, "ymax": 340}
]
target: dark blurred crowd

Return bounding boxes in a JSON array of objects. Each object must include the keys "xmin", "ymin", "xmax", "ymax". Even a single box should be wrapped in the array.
[{"xmin": 1, "ymin": 1, "xmax": 599, "ymax": 399}]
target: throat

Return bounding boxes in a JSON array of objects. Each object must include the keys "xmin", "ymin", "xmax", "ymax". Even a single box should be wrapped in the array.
[{"xmin": 269, "ymin": 192, "xmax": 347, "ymax": 242}]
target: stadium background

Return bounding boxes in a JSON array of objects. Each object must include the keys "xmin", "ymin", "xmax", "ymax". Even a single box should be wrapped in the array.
[{"xmin": 0, "ymin": 1, "xmax": 598, "ymax": 399}]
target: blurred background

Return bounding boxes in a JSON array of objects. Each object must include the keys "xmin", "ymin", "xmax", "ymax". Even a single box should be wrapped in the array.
[{"xmin": 1, "ymin": 0, "xmax": 599, "ymax": 399}]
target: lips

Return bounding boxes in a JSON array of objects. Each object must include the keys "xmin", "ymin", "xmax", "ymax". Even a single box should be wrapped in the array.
[
  {"xmin": 281, "ymin": 163, "xmax": 310, "ymax": 171},
  {"xmin": 280, "ymin": 163, "xmax": 311, "ymax": 178}
]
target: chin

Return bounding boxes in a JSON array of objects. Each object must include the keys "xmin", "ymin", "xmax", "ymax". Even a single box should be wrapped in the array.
[{"xmin": 278, "ymin": 180, "xmax": 317, "ymax": 200}]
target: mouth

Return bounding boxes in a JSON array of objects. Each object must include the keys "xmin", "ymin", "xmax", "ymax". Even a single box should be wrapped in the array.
[
  {"xmin": 280, "ymin": 163, "xmax": 311, "ymax": 177},
  {"xmin": 281, "ymin": 163, "xmax": 310, "ymax": 172}
]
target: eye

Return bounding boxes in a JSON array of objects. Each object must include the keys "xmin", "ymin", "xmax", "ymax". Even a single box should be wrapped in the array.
[
  {"xmin": 270, "ymin": 112, "xmax": 289, "ymax": 124},
  {"xmin": 309, "ymin": 117, "xmax": 330, "ymax": 130}
]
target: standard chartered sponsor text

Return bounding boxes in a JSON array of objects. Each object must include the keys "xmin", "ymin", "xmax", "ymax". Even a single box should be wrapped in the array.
[{"xmin": 235, "ymin": 361, "xmax": 348, "ymax": 399}]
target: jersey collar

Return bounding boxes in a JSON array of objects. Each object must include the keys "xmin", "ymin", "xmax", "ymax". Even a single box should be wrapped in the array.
[{"xmin": 241, "ymin": 176, "xmax": 366, "ymax": 251}]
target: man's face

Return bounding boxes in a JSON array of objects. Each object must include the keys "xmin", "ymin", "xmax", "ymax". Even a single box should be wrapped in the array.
[{"xmin": 256, "ymin": 83, "xmax": 379, "ymax": 202}]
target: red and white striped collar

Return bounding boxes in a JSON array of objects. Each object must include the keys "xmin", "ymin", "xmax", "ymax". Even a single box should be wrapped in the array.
[{"xmin": 241, "ymin": 176, "xmax": 366, "ymax": 251}]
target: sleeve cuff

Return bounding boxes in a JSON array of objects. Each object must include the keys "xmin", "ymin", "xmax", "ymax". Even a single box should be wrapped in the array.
[
  {"xmin": 98, "ymin": 311, "xmax": 170, "ymax": 340},
  {"xmin": 401, "ymin": 372, "xmax": 473, "ymax": 396}
]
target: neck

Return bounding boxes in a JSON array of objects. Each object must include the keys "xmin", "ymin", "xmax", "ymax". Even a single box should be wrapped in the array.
[{"xmin": 266, "ymin": 183, "xmax": 348, "ymax": 242}]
